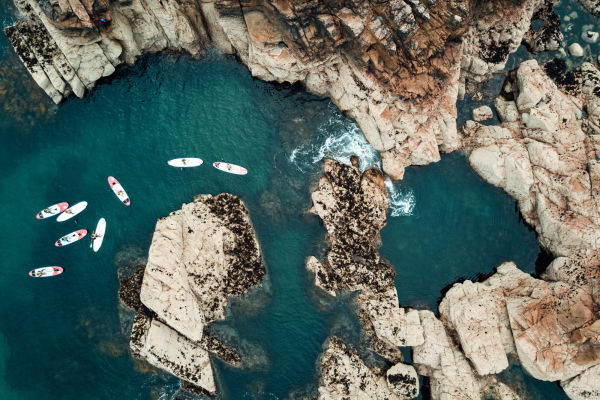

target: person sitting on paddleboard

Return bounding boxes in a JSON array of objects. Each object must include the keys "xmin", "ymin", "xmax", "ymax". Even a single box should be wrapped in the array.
[
  {"xmin": 43, "ymin": 208, "xmax": 50, "ymax": 213},
  {"xmin": 182, "ymin": 158, "xmax": 187, "ymax": 165},
  {"xmin": 65, "ymin": 209, "xmax": 73, "ymax": 214},
  {"xmin": 91, "ymin": 233, "xmax": 103, "ymax": 239},
  {"xmin": 36, "ymin": 270, "xmax": 43, "ymax": 277},
  {"xmin": 227, "ymin": 164, "xmax": 232, "ymax": 171}
]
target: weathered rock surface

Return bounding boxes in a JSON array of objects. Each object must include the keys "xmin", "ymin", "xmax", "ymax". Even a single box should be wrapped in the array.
[
  {"xmin": 7, "ymin": 0, "xmax": 562, "ymax": 179},
  {"xmin": 306, "ymin": 159, "xmax": 424, "ymax": 363},
  {"xmin": 413, "ymin": 310, "xmax": 482, "ymax": 400},
  {"xmin": 120, "ymin": 193, "xmax": 265, "ymax": 395},
  {"xmin": 387, "ymin": 362, "xmax": 419, "ymax": 399},
  {"xmin": 562, "ymin": 363, "xmax": 600, "ymax": 400},
  {"xmin": 462, "ymin": 59, "xmax": 600, "ymax": 266},
  {"xmin": 317, "ymin": 336, "xmax": 417, "ymax": 400},
  {"xmin": 440, "ymin": 262, "xmax": 600, "ymax": 382}
]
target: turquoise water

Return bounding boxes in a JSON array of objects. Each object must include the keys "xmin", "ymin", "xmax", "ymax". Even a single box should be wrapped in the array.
[{"xmin": 0, "ymin": 1, "xmax": 592, "ymax": 399}]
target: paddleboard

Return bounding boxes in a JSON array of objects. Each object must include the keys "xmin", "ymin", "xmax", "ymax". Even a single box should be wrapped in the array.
[
  {"xmin": 213, "ymin": 162, "xmax": 247, "ymax": 175},
  {"xmin": 56, "ymin": 201, "xmax": 88, "ymax": 222},
  {"xmin": 91, "ymin": 218, "xmax": 106, "ymax": 252},
  {"xmin": 168, "ymin": 158, "xmax": 203, "ymax": 168},
  {"xmin": 29, "ymin": 266, "xmax": 63, "ymax": 278},
  {"xmin": 36, "ymin": 202, "xmax": 69, "ymax": 219},
  {"xmin": 108, "ymin": 176, "xmax": 130, "ymax": 206},
  {"xmin": 55, "ymin": 229, "xmax": 88, "ymax": 247}
]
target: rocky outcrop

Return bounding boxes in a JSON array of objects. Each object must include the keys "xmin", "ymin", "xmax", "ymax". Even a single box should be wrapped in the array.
[
  {"xmin": 120, "ymin": 193, "xmax": 265, "ymax": 395},
  {"xmin": 7, "ymin": 0, "xmax": 562, "ymax": 179},
  {"xmin": 413, "ymin": 310, "xmax": 482, "ymax": 400},
  {"xmin": 462, "ymin": 59, "xmax": 600, "ymax": 266},
  {"xmin": 306, "ymin": 159, "xmax": 424, "ymax": 363},
  {"xmin": 316, "ymin": 336, "xmax": 418, "ymax": 400},
  {"xmin": 439, "ymin": 262, "xmax": 600, "ymax": 382}
]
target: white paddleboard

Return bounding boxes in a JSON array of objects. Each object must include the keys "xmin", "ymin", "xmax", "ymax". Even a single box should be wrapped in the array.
[
  {"xmin": 36, "ymin": 202, "xmax": 69, "ymax": 219},
  {"xmin": 56, "ymin": 201, "xmax": 88, "ymax": 222},
  {"xmin": 55, "ymin": 229, "xmax": 87, "ymax": 247},
  {"xmin": 29, "ymin": 266, "xmax": 63, "ymax": 278},
  {"xmin": 168, "ymin": 158, "xmax": 203, "ymax": 168},
  {"xmin": 91, "ymin": 218, "xmax": 106, "ymax": 252},
  {"xmin": 108, "ymin": 176, "xmax": 130, "ymax": 206},
  {"xmin": 213, "ymin": 162, "xmax": 247, "ymax": 175}
]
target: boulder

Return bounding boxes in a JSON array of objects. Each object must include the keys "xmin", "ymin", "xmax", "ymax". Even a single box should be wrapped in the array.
[
  {"xmin": 568, "ymin": 43, "xmax": 585, "ymax": 57},
  {"xmin": 387, "ymin": 362, "xmax": 419, "ymax": 399},
  {"xmin": 472, "ymin": 105, "xmax": 493, "ymax": 121},
  {"xmin": 123, "ymin": 193, "xmax": 265, "ymax": 395},
  {"xmin": 562, "ymin": 364, "xmax": 600, "ymax": 400},
  {"xmin": 317, "ymin": 336, "xmax": 408, "ymax": 400}
]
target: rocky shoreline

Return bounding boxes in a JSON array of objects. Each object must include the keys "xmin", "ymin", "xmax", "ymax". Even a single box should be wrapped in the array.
[{"xmin": 6, "ymin": 0, "xmax": 600, "ymax": 398}]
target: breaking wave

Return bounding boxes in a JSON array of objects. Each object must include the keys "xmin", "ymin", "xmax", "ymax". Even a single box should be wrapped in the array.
[
  {"xmin": 288, "ymin": 113, "xmax": 380, "ymax": 173},
  {"xmin": 289, "ymin": 109, "xmax": 415, "ymax": 217},
  {"xmin": 385, "ymin": 178, "xmax": 416, "ymax": 217}
]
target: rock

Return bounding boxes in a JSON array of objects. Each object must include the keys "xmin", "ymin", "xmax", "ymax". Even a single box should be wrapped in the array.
[
  {"xmin": 122, "ymin": 193, "xmax": 265, "ymax": 395},
  {"xmin": 439, "ymin": 262, "xmax": 600, "ymax": 382},
  {"xmin": 413, "ymin": 310, "xmax": 482, "ymax": 400},
  {"xmin": 316, "ymin": 336, "xmax": 405, "ymax": 400},
  {"xmin": 472, "ymin": 105, "xmax": 493, "ymax": 122},
  {"xmin": 562, "ymin": 364, "xmax": 600, "ymax": 400},
  {"xmin": 130, "ymin": 314, "xmax": 216, "ymax": 395},
  {"xmin": 568, "ymin": 43, "xmax": 585, "ymax": 57},
  {"xmin": 462, "ymin": 60, "xmax": 600, "ymax": 265},
  {"xmin": 578, "ymin": 0, "xmax": 600, "ymax": 16},
  {"xmin": 5, "ymin": 0, "xmax": 564, "ymax": 179},
  {"xmin": 306, "ymin": 159, "xmax": 424, "ymax": 363},
  {"xmin": 387, "ymin": 362, "xmax": 419, "ymax": 399},
  {"xmin": 582, "ymin": 30, "xmax": 599, "ymax": 44}
]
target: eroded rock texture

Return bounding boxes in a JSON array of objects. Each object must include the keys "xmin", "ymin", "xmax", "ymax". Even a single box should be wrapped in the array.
[
  {"xmin": 6, "ymin": 0, "xmax": 562, "ymax": 178},
  {"xmin": 317, "ymin": 336, "xmax": 418, "ymax": 400},
  {"xmin": 463, "ymin": 59, "xmax": 600, "ymax": 266},
  {"xmin": 307, "ymin": 159, "xmax": 424, "ymax": 362},
  {"xmin": 120, "ymin": 193, "xmax": 265, "ymax": 395}
]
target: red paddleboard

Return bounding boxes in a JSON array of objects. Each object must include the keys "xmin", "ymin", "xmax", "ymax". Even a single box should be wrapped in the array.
[
  {"xmin": 108, "ymin": 176, "xmax": 130, "ymax": 206},
  {"xmin": 36, "ymin": 202, "xmax": 69, "ymax": 219},
  {"xmin": 55, "ymin": 229, "xmax": 88, "ymax": 247},
  {"xmin": 29, "ymin": 266, "xmax": 63, "ymax": 277}
]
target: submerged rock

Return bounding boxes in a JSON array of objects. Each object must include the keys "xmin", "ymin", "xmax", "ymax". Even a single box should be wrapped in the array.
[
  {"xmin": 120, "ymin": 193, "xmax": 265, "ymax": 395},
  {"xmin": 568, "ymin": 43, "xmax": 584, "ymax": 57}
]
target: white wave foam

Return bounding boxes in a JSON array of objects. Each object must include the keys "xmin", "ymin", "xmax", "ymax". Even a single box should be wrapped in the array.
[
  {"xmin": 289, "ymin": 113, "xmax": 380, "ymax": 172},
  {"xmin": 385, "ymin": 178, "xmax": 415, "ymax": 217}
]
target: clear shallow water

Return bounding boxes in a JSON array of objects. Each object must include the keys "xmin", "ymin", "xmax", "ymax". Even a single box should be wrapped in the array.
[{"xmin": 0, "ymin": 1, "xmax": 592, "ymax": 399}]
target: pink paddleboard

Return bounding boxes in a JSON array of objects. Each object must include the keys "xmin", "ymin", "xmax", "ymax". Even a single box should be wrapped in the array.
[
  {"xmin": 213, "ymin": 162, "xmax": 248, "ymax": 175},
  {"xmin": 29, "ymin": 266, "xmax": 63, "ymax": 278},
  {"xmin": 55, "ymin": 229, "xmax": 88, "ymax": 247},
  {"xmin": 108, "ymin": 176, "xmax": 130, "ymax": 206},
  {"xmin": 36, "ymin": 202, "xmax": 69, "ymax": 219}
]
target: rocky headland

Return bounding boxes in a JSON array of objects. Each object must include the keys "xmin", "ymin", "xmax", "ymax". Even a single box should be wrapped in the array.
[
  {"xmin": 6, "ymin": 0, "xmax": 568, "ymax": 179},
  {"xmin": 119, "ymin": 193, "xmax": 265, "ymax": 396}
]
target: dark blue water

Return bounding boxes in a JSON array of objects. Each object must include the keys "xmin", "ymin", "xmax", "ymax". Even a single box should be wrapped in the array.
[{"xmin": 0, "ymin": 1, "xmax": 591, "ymax": 398}]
